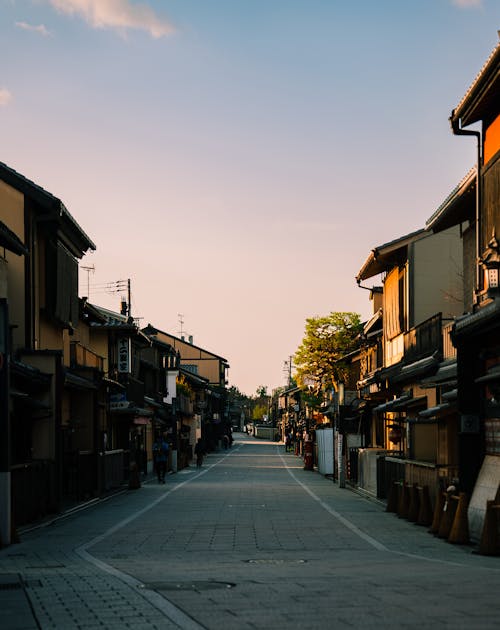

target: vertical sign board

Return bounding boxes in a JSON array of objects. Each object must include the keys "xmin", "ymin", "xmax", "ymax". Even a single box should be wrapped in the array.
[
  {"xmin": 0, "ymin": 298, "xmax": 11, "ymax": 545},
  {"xmin": 117, "ymin": 337, "xmax": 131, "ymax": 373}
]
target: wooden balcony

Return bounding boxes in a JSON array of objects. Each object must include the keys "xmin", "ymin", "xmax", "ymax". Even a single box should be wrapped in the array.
[
  {"xmin": 70, "ymin": 341, "xmax": 104, "ymax": 371},
  {"xmin": 404, "ymin": 313, "xmax": 442, "ymax": 363}
]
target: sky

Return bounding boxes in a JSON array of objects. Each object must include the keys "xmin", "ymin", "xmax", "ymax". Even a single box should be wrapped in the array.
[{"xmin": 1, "ymin": 0, "xmax": 499, "ymax": 396}]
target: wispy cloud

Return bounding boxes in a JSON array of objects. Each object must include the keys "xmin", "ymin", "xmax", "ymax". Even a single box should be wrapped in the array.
[
  {"xmin": 48, "ymin": 0, "xmax": 175, "ymax": 38},
  {"xmin": 450, "ymin": 0, "xmax": 483, "ymax": 8},
  {"xmin": 0, "ymin": 88, "xmax": 13, "ymax": 106},
  {"xmin": 16, "ymin": 21, "xmax": 52, "ymax": 36}
]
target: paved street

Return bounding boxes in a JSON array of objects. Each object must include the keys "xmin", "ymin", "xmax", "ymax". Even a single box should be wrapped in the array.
[{"xmin": 2, "ymin": 433, "xmax": 500, "ymax": 629}]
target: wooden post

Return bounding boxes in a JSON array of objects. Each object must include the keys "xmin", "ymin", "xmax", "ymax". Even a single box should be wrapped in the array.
[
  {"xmin": 386, "ymin": 481, "xmax": 399, "ymax": 513},
  {"xmin": 408, "ymin": 483, "xmax": 420, "ymax": 522},
  {"xmin": 417, "ymin": 485, "xmax": 433, "ymax": 527},
  {"xmin": 429, "ymin": 491, "xmax": 445, "ymax": 534},
  {"xmin": 448, "ymin": 493, "xmax": 470, "ymax": 545},
  {"xmin": 478, "ymin": 501, "xmax": 500, "ymax": 556}
]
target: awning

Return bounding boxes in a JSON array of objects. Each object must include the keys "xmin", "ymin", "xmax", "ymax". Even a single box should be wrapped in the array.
[
  {"xmin": 374, "ymin": 393, "xmax": 412, "ymax": 412},
  {"xmin": 453, "ymin": 300, "xmax": 500, "ymax": 339},
  {"xmin": 111, "ymin": 406, "xmax": 153, "ymax": 417},
  {"xmin": 391, "ymin": 395, "xmax": 427, "ymax": 411},
  {"xmin": 357, "ymin": 373, "xmax": 378, "ymax": 388},
  {"xmin": 475, "ymin": 365, "xmax": 500, "ymax": 384},
  {"xmin": 420, "ymin": 360, "xmax": 457, "ymax": 387},
  {"xmin": 418, "ymin": 402, "xmax": 453, "ymax": 419},
  {"xmin": 376, "ymin": 363, "xmax": 402, "ymax": 383},
  {"xmin": 64, "ymin": 371, "xmax": 97, "ymax": 390},
  {"xmin": 392, "ymin": 355, "xmax": 439, "ymax": 384},
  {"xmin": 442, "ymin": 389, "xmax": 458, "ymax": 401},
  {"xmin": 144, "ymin": 396, "xmax": 163, "ymax": 408}
]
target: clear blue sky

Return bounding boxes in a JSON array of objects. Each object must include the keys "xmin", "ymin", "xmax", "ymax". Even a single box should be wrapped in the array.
[{"xmin": 1, "ymin": 0, "xmax": 499, "ymax": 395}]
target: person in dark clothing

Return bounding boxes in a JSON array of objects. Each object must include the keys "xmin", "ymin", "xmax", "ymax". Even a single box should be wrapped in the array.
[
  {"xmin": 194, "ymin": 438, "xmax": 204, "ymax": 468},
  {"xmin": 153, "ymin": 435, "xmax": 169, "ymax": 483}
]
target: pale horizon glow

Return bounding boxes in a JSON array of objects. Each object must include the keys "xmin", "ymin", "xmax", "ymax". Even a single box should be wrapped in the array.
[{"xmin": 1, "ymin": 1, "xmax": 499, "ymax": 395}]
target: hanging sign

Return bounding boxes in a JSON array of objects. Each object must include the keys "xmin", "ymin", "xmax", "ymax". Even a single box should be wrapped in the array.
[{"xmin": 117, "ymin": 337, "xmax": 131, "ymax": 373}]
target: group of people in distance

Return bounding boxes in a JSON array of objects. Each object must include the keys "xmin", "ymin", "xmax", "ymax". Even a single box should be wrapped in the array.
[{"xmin": 152, "ymin": 434, "xmax": 220, "ymax": 483}]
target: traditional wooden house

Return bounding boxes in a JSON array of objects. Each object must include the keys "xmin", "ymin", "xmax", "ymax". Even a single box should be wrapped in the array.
[
  {"xmin": 142, "ymin": 324, "xmax": 230, "ymax": 449},
  {"xmin": 0, "ymin": 162, "xmax": 95, "ymax": 540},
  {"xmin": 87, "ymin": 304, "xmax": 152, "ymax": 478},
  {"xmin": 355, "ymin": 224, "xmax": 464, "ymax": 502},
  {"xmin": 448, "ymin": 38, "xmax": 500, "ymax": 540}
]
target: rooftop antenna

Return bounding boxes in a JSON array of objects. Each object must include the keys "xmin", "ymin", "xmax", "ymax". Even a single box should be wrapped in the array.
[
  {"xmin": 178, "ymin": 313, "xmax": 185, "ymax": 339},
  {"xmin": 80, "ymin": 264, "xmax": 95, "ymax": 299}
]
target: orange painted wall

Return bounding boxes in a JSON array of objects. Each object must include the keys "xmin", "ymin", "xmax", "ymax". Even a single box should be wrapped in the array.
[{"xmin": 484, "ymin": 113, "xmax": 500, "ymax": 165}]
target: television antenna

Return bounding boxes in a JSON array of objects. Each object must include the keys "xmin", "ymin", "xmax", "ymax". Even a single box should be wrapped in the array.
[{"xmin": 80, "ymin": 264, "xmax": 95, "ymax": 299}]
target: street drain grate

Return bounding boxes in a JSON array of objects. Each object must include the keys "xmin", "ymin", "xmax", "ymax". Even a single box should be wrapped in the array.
[
  {"xmin": 140, "ymin": 581, "xmax": 236, "ymax": 592},
  {"xmin": 243, "ymin": 558, "xmax": 307, "ymax": 564},
  {"xmin": 26, "ymin": 564, "xmax": 65, "ymax": 569},
  {"xmin": 0, "ymin": 574, "xmax": 23, "ymax": 590}
]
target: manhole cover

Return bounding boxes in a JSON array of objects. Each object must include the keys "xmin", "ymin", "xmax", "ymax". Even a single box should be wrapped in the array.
[{"xmin": 140, "ymin": 581, "xmax": 235, "ymax": 592}]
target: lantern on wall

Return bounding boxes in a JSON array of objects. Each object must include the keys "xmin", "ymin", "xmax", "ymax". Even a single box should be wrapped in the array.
[
  {"xmin": 388, "ymin": 424, "xmax": 402, "ymax": 444},
  {"xmin": 481, "ymin": 231, "xmax": 500, "ymax": 295}
]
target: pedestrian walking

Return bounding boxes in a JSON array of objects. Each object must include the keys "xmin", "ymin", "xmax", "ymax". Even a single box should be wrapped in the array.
[
  {"xmin": 152, "ymin": 434, "xmax": 169, "ymax": 483},
  {"xmin": 194, "ymin": 438, "xmax": 204, "ymax": 468}
]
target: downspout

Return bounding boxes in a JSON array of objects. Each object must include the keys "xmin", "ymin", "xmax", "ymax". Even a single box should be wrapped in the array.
[{"xmin": 449, "ymin": 111, "xmax": 482, "ymax": 294}]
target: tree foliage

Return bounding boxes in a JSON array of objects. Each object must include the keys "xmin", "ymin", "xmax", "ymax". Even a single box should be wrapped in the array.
[{"xmin": 293, "ymin": 312, "xmax": 362, "ymax": 394}]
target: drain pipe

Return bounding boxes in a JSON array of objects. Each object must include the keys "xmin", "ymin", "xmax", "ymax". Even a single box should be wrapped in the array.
[{"xmin": 450, "ymin": 110, "xmax": 482, "ymax": 294}]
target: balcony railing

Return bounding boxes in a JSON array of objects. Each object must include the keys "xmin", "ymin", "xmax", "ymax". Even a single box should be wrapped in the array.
[
  {"xmin": 70, "ymin": 341, "xmax": 104, "ymax": 371},
  {"xmin": 442, "ymin": 321, "xmax": 456, "ymax": 359},
  {"xmin": 404, "ymin": 313, "xmax": 442, "ymax": 363}
]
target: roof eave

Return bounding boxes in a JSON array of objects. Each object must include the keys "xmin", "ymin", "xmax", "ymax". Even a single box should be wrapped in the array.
[
  {"xmin": 356, "ymin": 229, "xmax": 426, "ymax": 282},
  {"xmin": 452, "ymin": 42, "xmax": 500, "ymax": 127}
]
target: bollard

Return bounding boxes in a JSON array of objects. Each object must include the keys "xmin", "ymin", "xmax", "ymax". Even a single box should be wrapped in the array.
[
  {"xmin": 478, "ymin": 501, "xmax": 500, "ymax": 556},
  {"xmin": 408, "ymin": 483, "xmax": 420, "ymax": 522},
  {"xmin": 386, "ymin": 481, "xmax": 400, "ymax": 513},
  {"xmin": 128, "ymin": 461, "xmax": 141, "ymax": 490},
  {"xmin": 429, "ymin": 491, "xmax": 445, "ymax": 535},
  {"xmin": 417, "ymin": 485, "xmax": 433, "ymax": 527},
  {"xmin": 448, "ymin": 492, "xmax": 470, "ymax": 545},
  {"xmin": 397, "ymin": 482, "xmax": 410, "ymax": 519}
]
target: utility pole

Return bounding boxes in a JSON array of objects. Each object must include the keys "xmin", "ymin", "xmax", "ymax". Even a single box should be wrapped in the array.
[
  {"xmin": 127, "ymin": 278, "xmax": 131, "ymax": 318},
  {"xmin": 283, "ymin": 355, "xmax": 294, "ymax": 387}
]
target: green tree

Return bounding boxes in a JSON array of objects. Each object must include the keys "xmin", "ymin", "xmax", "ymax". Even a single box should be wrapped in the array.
[
  {"xmin": 252, "ymin": 403, "xmax": 268, "ymax": 421},
  {"xmin": 294, "ymin": 312, "xmax": 362, "ymax": 395}
]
